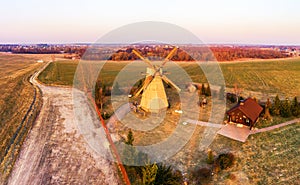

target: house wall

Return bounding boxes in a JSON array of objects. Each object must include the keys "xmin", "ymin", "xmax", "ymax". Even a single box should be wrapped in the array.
[{"xmin": 228, "ymin": 109, "xmax": 251, "ymax": 126}]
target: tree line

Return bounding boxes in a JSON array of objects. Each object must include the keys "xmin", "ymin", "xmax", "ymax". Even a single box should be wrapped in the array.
[
  {"xmin": 269, "ymin": 95, "xmax": 300, "ymax": 118},
  {"xmin": 107, "ymin": 47, "xmax": 288, "ymax": 61},
  {"xmin": 1, "ymin": 44, "xmax": 289, "ymax": 61}
]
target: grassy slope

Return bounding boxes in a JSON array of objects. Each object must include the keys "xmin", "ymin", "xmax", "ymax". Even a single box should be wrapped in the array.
[{"xmin": 0, "ymin": 54, "xmax": 44, "ymax": 183}]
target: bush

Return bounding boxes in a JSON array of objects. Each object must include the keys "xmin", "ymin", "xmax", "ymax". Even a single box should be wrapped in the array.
[
  {"xmin": 215, "ymin": 153, "xmax": 235, "ymax": 170},
  {"xmin": 101, "ymin": 112, "xmax": 111, "ymax": 120},
  {"xmin": 198, "ymin": 167, "xmax": 211, "ymax": 178},
  {"xmin": 226, "ymin": 93, "xmax": 237, "ymax": 103},
  {"xmin": 191, "ymin": 167, "xmax": 212, "ymax": 184}
]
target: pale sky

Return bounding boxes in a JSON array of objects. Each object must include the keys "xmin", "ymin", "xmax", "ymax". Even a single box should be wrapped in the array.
[{"xmin": 0, "ymin": 0, "xmax": 299, "ymax": 45}]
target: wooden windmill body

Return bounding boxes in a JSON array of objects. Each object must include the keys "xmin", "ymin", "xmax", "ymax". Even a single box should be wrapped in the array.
[{"xmin": 132, "ymin": 48, "xmax": 181, "ymax": 113}]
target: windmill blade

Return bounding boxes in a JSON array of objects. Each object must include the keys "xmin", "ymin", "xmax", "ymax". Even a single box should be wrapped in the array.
[
  {"xmin": 161, "ymin": 47, "xmax": 178, "ymax": 67},
  {"xmin": 162, "ymin": 75, "xmax": 181, "ymax": 92},
  {"xmin": 132, "ymin": 49, "xmax": 154, "ymax": 69},
  {"xmin": 134, "ymin": 75, "xmax": 153, "ymax": 97}
]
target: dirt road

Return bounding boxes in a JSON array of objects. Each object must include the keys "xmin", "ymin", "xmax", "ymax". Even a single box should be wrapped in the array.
[{"xmin": 8, "ymin": 64, "xmax": 121, "ymax": 185}]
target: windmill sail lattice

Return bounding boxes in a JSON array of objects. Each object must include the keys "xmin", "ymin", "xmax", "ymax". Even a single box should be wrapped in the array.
[{"xmin": 132, "ymin": 47, "xmax": 181, "ymax": 112}]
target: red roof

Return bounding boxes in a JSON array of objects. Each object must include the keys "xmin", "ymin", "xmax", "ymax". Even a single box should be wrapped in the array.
[{"xmin": 227, "ymin": 98, "xmax": 263, "ymax": 122}]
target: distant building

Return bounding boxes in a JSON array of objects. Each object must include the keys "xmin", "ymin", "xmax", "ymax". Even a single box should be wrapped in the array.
[
  {"xmin": 37, "ymin": 59, "xmax": 44, "ymax": 63},
  {"xmin": 63, "ymin": 53, "xmax": 80, "ymax": 60},
  {"xmin": 186, "ymin": 83, "xmax": 196, "ymax": 93},
  {"xmin": 226, "ymin": 98, "xmax": 263, "ymax": 129}
]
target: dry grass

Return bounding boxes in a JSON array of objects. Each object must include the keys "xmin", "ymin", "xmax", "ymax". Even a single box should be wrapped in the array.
[
  {"xmin": 0, "ymin": 53, "xmax": 49, "ymax": 183},
  {"xmin": 209, "ymin": 123, "xmax": 300, "ymax": 184}
]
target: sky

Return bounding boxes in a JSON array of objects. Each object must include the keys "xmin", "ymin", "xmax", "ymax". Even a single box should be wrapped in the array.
[{"xmin": 0, "ymin": 0, "xmax": 299, "ymax": 45}]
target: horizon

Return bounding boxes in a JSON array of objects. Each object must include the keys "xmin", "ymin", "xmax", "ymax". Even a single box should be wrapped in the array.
[
  {"xmin": 1, "ymin": 0, "xmax": 300, "ymax": 45},
  {"xmin": 0, "ymin": 42, "xmax": 300, "ymax": 47}
]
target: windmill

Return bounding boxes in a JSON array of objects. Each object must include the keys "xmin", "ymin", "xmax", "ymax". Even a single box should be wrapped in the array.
[{"xmin": 132, "ymin": 47, "xmax": 181, "ymax": 113}]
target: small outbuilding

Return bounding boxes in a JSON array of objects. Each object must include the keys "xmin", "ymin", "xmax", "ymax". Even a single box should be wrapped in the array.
[
  {"xmin": 186, "ymin": 83, "xmax": 196, "ymax": 93},
  {"xmin": 226, "ymin": 98, "xmax": 263, "ymax": 129}
]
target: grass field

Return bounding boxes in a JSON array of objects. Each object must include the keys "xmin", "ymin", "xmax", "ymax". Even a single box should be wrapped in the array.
[
  {"xmin": 37, "ymin": 58, "xmax": 300, "ymax": 184},
  {"xmin": 0, "ymin": 53, "xmax": 47, "ymax": 183},
  {"xmin": 209, "ymin": 123, "xmax": 300, "ymax": 184},
  {"xmin": 38, "ymin": 59, "xmax": 300, "ymax": 99}
]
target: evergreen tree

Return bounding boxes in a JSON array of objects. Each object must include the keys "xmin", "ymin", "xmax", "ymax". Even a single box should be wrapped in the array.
[
  {"xmin": 205, "ymin": 84, "xmax": 211, "ymax": 96},
  {"xmin": 201, "ymin": 83, "xmax": 205, "ymax": 95},
  {"xmin": 272, "ymin": 95, "xmax": 281, "ymax": 116},
  {"xmin": 280, "ymin": 98, "xmax": 292, "ymax": 118},
  {"xmin": 125, "ymin": 129, "xmax": 134, "ymax": 145},
  {"xmin": 122, "ymin": 130, "xmax": 136, "ymax": 166},
  {"xmin": 291, "ymin": 97, "xmax": 300, "ymax": 117},
  {"xmin": 154, "ymin": 164, "xmax": 183, "ymax": 185},
  {"xmin": 206, "ymin": 149, "xmax": 214, "ymax": 164},
  {"xmin": 264, "ymin": 98, "xmax": 272, "ymax": 120},
  {"xmin": 142, "ymin": 162, "xmax": 158, "ymax": 185}
]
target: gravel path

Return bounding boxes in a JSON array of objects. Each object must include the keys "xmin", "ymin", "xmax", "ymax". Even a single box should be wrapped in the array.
[
  {"xmin": 186, "ymin": 119, "xmax": 224, "ymax": 128},
  {"xmin": 8, "ymin": 63, "xmax": 121, "ymax": 185},
  {"xmin": 250, "ymin": 118, "xmax": 300, "ymax": 134},
  {"xmin": 186, "ymin": 118, "xmax": 300, "ymax": 142}
]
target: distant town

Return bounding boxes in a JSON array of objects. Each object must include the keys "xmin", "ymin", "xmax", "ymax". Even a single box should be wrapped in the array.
[{"xmin": 0, "ymin": 44, "xmax": 299, "ymax": 61}]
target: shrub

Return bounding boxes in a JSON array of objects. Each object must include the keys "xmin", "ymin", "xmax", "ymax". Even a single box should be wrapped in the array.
[
  {"xmin": 192, "ymin": 167, "xmax": 212, "ymax": 184},
  {"xmin": 226, "ymin": 93, "xmax": 237, "ymax": 103},
  {"xmin": 197, "ymin": 167, "xmax": 211, "ymax": 178},
  {"xmin": 215, "ymin": 153, "xmax": 235, "ymax": 170},
  {"xmin": 101, "ymin": 112, "xmax": 111, "ymax": 120},
  {"xmin": 154, "ymin": 164, "xmax": 183, "ymax": 185}
]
